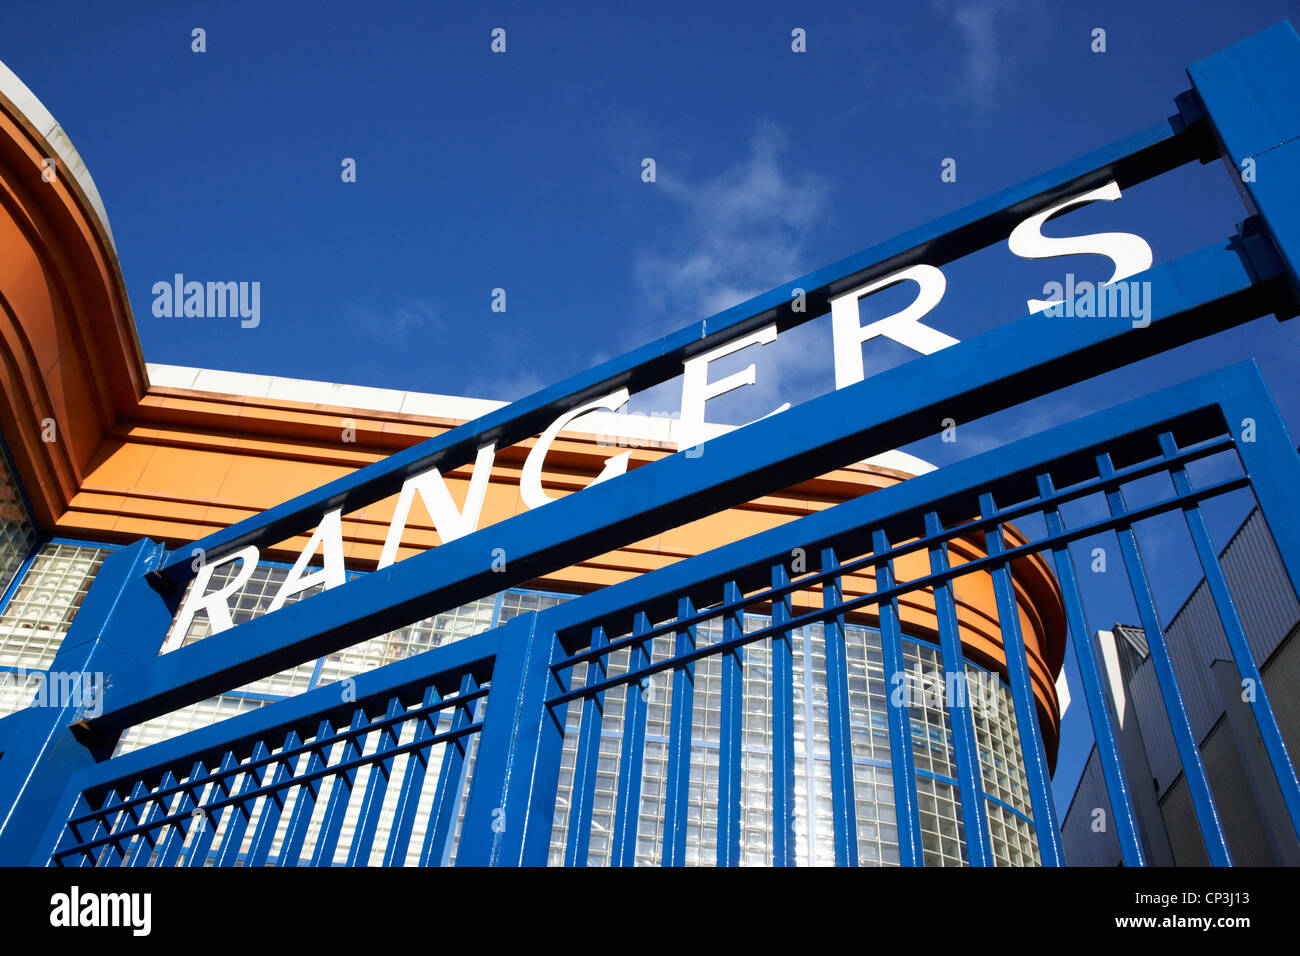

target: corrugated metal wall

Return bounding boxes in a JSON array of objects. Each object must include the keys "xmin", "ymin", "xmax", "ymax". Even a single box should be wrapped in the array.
[
  {"xmin": 1060, "ymin": 508, "xmax": 1300, "ymax": 864},
  {"xmin": 1060, "ymin": 746, "xmax": 1123, "ymax": 865}
]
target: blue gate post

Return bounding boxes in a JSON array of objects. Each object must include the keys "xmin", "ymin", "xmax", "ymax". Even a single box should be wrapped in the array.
[
  {"xmin": 0, "ymin": 538, "xmax": 174, "ymax": 864},
  {"xmin": 1190, "ymin": 22, "xmax": 1300, "ymax": 848},
  {"xmin": 458, "ymin": 612, "xmax": 570, "ymax": 866},
  {"xmin": 1188, "ymin": 21, "xmax": 1300, "ymax": 301}
]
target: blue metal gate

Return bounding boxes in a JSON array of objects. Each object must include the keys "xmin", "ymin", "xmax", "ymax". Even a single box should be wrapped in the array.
[{"xmin": 2, "ymin": 21, "xmax": 1299, "ymax": 867}]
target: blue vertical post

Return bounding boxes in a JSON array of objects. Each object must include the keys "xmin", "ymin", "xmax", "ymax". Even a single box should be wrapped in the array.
[
  {"xmin": 459, "ymin": 613, "xmax": 569, "ymax": 866},
  {"xmin": 612, "ymin": 613, "xmax": 651, "ymax": 866},
  {"xmin": 922, "ymin": 512, "xmax": 991, "ymax": 866},
  {"xmin": 872, "ymin": 529, "xmax": 923, "ymax": 866},
  {"xmin": 0, "ymin": 538, "xmax": 174, "ymax": 866},
  {"xmin": 770, "ymin": 565, "xmax": 797, "ymax": 866},
  {"xmin": 820, "ymin": 548, "xmax": 859, "ymax": 865},
  {"xmin": 1036, "ymin": 474, "xmax": 1148, "ymax": 867},
  {"xmin": 717, "ymin": 582, "xmax": 745, "ymax": 866},
  {"xmin": 420, "ymin": 672, "xmax": 481, "ymax": 866},
  {"xmin": 1094, "ymin": 458, "xmax": 1231, "ymax": 865},
  {"xmin": 564, "ymin": 627, "xmax": 608, "ymax": 866},
  {"xmin": 977, "ymin": 493, "xmax": 1064, "ymax": 866},
  {"xmin": 1158, "ymin": 431, "xmax": 1300, "ymax": 840},
  {"xmin": 662, "ymin": 598, "xmax": 697, "ymax": 866}
]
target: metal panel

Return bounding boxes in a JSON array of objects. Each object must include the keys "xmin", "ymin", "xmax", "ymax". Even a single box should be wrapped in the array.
[{"xmin": 1059, "ymin": 746, "xmax": 1123, "ymax": 867}]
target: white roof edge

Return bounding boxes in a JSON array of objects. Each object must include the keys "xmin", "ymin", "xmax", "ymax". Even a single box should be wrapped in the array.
[
  {"xmin": 0, "ymin": 57, "xmax": 115, "ymax": 249},
  {"xmin": 146, "ymin": 362, "xmax": 934, "ymax": 474}
]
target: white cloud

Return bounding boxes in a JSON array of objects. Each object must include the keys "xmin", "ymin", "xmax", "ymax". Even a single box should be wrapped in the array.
[
  {"xmin": 931, "ymin": 0, "xmax": 1031, "ymax": 112},
  {"xmin": 344, "ymin": 293, "xmax": 439, "ymax": 343},
  {"xmin": 635, "ymin": 121, "xmax": 832, "ymax": 326}
]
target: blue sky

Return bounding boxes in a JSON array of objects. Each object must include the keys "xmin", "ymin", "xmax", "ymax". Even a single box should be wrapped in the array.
[{"xmin": 5, "ymin": 1, "xmax": 1298, "ymax": 813}]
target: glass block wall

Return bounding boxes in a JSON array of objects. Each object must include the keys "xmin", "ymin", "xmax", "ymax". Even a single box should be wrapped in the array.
[
  {"xmin": 547, "ymin": 618, "xmax": 1039, "ymax": 867},
  {"xmin": 120, "ymin": 561, "xmax": 512, "ymax": 754},
  {"xmin": 0, "ymin": 444, "xmax": 37, "ymax": 598},
  {"xmin": 0, "ymin": 543, "xmax": 110, "ymax": 716}
]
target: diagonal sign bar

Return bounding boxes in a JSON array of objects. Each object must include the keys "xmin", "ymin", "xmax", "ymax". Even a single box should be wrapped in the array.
[
  {"xmin": 94, "ymin": 231, "xmax": 1287, "ymax": 732},
  {"xmin": 153, "ymin": 113, "xmax": 1209, "ymax": 585}
]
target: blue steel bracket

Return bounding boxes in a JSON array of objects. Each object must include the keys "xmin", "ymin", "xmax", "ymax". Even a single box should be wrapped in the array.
[
  {"xmin": 1189, "ymin": 20, "xmax": 1300, "ymax": 304},
  {"xmin": 458, "ymin": 614, "xmax": 570, "ymax": 866},
  {"xmin": 0, "ymin": 539, "xmax": 175, "ymax": 864}
]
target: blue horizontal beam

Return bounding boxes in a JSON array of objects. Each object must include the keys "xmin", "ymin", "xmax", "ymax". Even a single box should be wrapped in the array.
[
  {"xmin": 91, "ymin": 237, "xmax": 1280, "ymax": 733},
  {"xmin": 68, "ymin": 626, "xmax": 501, "ymax": 799},
  {"xmin": 154, "ymin": 115, "xmax": 1203, "ymax": 585},
  {"xmin": 538, "ymin": 360, "xmax": 1270, "ymax": 643}
]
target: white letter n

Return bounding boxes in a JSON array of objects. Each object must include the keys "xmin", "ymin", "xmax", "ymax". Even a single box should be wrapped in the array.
[{"xmin": 378, "ymin": 444, "xmax": 496, "ymax": 568}]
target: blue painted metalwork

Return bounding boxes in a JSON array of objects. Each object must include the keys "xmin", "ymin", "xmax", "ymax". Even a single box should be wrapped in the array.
[
  {"xmin": 872, "ymin": 529, "xmax": 924, "ymax": 867},
  {"xmin": 662, "ymin": 599, "xmax": 696, "ymax": 866},
  {"xmin": 612, "ymin": 613, "xmax": 651, "ymax": 866},
  {"xmin": 924, "ymin": 511, "xmax": 992, "ymax": 867},
  {"xmin": 769, "ymin": 568, "xmax": 797, "ymax": 866},
  {"xmin": 716, "ymin": 584, "xmax": 745, "ymax": 867},
  {"xmin": 821, "ymin": 548, "xmax": 860, "ymax": 866},
  {"xmin": 1037, "ymin": 473, "xmax": 1147, "ymax": 867},
  {"xmin": 979, "ymin": 493, "xmax": 1064, "ymax": 866},
  {"xmin": 2, "ymin": 23, "xmax": 1299, "ymax": 867}
]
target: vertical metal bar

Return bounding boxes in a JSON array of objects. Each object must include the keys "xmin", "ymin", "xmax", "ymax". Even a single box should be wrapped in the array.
[
  {"xmin": 245, "ymin": 733, "xmax": 303, "ymax": 867},
  {"xmin": 770, "ymin": 565, "xmax": 797, "ymax": 867},
  {"xmin": 922, "ymin": 511, "xmax": 991, "ymax": 867},
  {"xmin": 154, "ymin": 761, "xmax": 207, "ymax": 868},
  {"xmin": 383, "ymin": 685, "xmax": 441, "ymax": 867},
  {"xmin": 1036, "ymin": 473, "xmax": 1147, "ymax": 866},
  {"xmin": 1158, "ymin": 432, "xmax": 1300, "ymax": 839},
  {"xmin": 83, "ymin": 790, "xmax": 128, "ymax": 863},
  {"xmin": 821, "ymin": 546, "xmax": 859, "ymax": 865},
  {"xmin": 277, "ymin": 720, "xmax": 332, "ymax": 867},
  {"xmin": 459, "ymin": 614, "xmax": 570, "ymax": 866},
  {"xmin": 716, "ymin": 584, "xmax": 745, "ymax": 867},
  {"xmin": 1094, "ymin": 458, "xmax": 1231, "ymax": 865},
  {"xmin": 311, "ymin": 712, "xmax": 367, "ymax": 867},
  {"xmin": 872, "ymin": 529, "xmax": 922, "ymax": 866},
  {"xmin": 347, "ymin": 696, "xmax": 406, "ymax": 865},
  {"xmin": 564, "ymin": 627, "xmax": 609, "ymax": 866},
  {"xmin": 662, "ymin": 598, "xmax": 697, "ymax": 866},
  {"xmin": 185, "ymin": 752, "xmax": 239, "ymax": 867},
  {"xmin": 216, "ymin": 741, "xmax": 272, "ymax": 867},
  {"xmin": 125, "ymin": 770, "xmax": 182, "ymax": 867},
  {"xmin": 120, "ymin": 780, "xmax": 161, "ymax": 867},
  {"xmin": 612, "ymin": 613, "xmax": 652, "ymax": 866},
  {"xmin": 64, "ymin": 791, "xmax": 113, "ymax": 868},
  {"xmin": 1218, "ymin": 368, "xmax": 1300, "ymax": 598},
  {"xmin": 102, "ymin": 782, "xmax": 145, "ymax": 867},
  {"xmin": 978, "ymin": 492, "xmax": 1063, "ymax": 866},
  {"xmin": 420, "ymin": 672, "xmax": 479, "ymax": 867}
]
